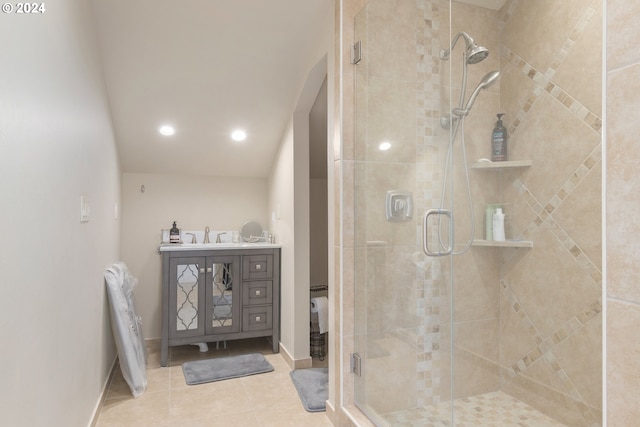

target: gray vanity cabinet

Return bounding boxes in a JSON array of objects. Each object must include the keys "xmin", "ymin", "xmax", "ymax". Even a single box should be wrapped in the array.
[
  {"xmin": 160, "ymin": 247, "xmax": 280, "ymax": 367},
  {"xmin": 167, "ymin": 255, "xmax": 241, "ymax": 340}
]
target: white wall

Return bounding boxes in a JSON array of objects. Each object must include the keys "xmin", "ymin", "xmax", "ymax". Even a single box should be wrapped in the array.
[
  {"xmin": 268, "ymin": 56, "xmax": 329, "ymax": 362},
  {"xmin": 121, "ymin": 172, "xmax": 269, "ymax": 338},
  {"xmin": 268, "ymin": 121, "xmax": 298, "ymax": 356},
  {"xmin": 0, "ymin": 1, "xmax": 121, "ymax": 425},
  {"xmin": 267, "ymin": 1, "xmax": 333, "ymax": 365}
]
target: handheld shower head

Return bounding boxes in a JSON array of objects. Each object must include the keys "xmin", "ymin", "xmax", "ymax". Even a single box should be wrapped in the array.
[
  {"xmin": 440, "ymin": 31, "xmax": 489, "ymax": 64},
  {"xmin": 452, "ymin": 70, "xmax": 500, "ymax": 118}
]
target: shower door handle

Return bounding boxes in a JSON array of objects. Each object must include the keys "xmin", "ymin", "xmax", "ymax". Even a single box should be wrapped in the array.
[{"xmin": 423, "ymin": 209, "xmax": 453, "ymax": 257}]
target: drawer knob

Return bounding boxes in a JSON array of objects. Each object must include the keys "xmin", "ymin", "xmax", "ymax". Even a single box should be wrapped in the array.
[
  {"xmin": 255, "ymin": 264, "xmax": 262, "ymax": 270},
  {"xmin": 255, "ymin": 290, "xmax": 261, "ymax": 296},
  {"xmin": 255, "ymin": 316, "xmax": 261, "ymax": 322}
]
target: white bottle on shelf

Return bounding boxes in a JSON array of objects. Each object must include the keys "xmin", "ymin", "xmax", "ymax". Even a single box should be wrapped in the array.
[{"xmin": 492, "ymin": 208, "xmax": 506, "ymax": 241}]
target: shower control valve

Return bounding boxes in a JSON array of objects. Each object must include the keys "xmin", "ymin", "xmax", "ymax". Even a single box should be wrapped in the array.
[{"xmin": 385, "ymin": 190, "xmax": 413, "ymax": 222}]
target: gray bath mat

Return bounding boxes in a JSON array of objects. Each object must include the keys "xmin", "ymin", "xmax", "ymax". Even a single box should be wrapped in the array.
[
  {"xmin": 290, "ymin": 368, "xmax": 328, "ymax": 412},
  {"xmin": 182, "ymin": 353, "xmax": 273, "ymax": 385}
]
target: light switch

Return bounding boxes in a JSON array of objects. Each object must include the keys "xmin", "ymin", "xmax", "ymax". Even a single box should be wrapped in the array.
[{"xmin": 80, "ymin": 196, "xmax": 91, "ymax": 223}]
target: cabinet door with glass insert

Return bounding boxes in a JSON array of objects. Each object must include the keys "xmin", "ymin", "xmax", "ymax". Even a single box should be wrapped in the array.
[
  {"xmin": 169, "ymin": 257, "xmax": 205, "ymax": 339},
  {"xmin": 206, "ymin": 255, "xmax": 241, "ymax": 335}
]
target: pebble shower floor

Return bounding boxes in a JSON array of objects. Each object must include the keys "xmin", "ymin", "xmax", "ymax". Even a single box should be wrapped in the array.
[{"xmin": 382, "ymin": 391, "xmax": 567, "ymax": 426}]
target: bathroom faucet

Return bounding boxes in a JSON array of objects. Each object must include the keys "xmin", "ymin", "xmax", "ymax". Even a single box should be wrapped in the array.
[
  {"xmin": 204, "ymin": 226, "xmax": 210, "ymax": 244},
  {"xmin": 185, "ymin": 233, "xmax": 197, "ymax": 244},
  {"xmin": 216, "ymin": 232, "xmax": 227, "ymax": 243}
]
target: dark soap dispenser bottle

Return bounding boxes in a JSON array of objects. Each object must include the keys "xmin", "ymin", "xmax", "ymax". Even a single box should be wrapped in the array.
[
  {"xmin": 170, "ymin": 221, "xmax": 180, "ymax": 244},
  {"xmin": 491, "ymin": 113, "xmax": 507, "ymax": 161}
]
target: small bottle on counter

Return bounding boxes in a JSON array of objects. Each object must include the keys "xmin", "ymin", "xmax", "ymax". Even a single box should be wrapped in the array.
[{"xmin": 169, "ymin": 221, "xmax": 181, "ymax": 244}]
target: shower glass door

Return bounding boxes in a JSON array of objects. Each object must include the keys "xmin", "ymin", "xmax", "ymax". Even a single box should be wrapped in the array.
[
  {"xmin": 352, "ymin": 0, "xmax": 454, "ymax": 424},
  {"xmin": 352, "ymin": 0, "xmax": 602, "ymax": 426}
]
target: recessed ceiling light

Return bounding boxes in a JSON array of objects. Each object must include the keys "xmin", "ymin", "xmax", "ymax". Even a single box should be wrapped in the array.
[
  {"xmin": 379, "ymin": 141, "xmax": 392, "ymax": 151},
  {"xmin": 231, "ymin": 129, "xmax": 247, "ymax": 141},
  {"xmin": 158, "ymin": 125, "xmax": 175, "ymax": 136}
]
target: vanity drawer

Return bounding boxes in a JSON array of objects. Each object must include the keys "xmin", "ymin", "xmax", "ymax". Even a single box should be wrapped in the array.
[
  {"xmin": 243, "ymin": 281, "xmax": 272, "ymax": 306},
  {"xmin": 243, "ymin": 255, "xmax": 272, "ymax": 280},
  {"xmin": 243, "ymin": 305, "xmax": 272, "ymax": 331}
]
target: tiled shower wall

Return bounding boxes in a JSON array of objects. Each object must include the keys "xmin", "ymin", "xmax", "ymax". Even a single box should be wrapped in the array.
[
  {"xmin": 337, "ymin": 0, "xmax": 603, "ymax": 425},
  {"xmin": 606, "ymin": 1, "xmax": 640, "ymax": 425},
  {"xmin": 497, "ymin": 1, "xmax": 602, "ymax": 425},
  {"xmin": 423, "ymin": 2, "xmax": 604, "ymax": 424}
]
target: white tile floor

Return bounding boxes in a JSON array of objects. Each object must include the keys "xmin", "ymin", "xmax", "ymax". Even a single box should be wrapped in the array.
[
  {"xmin": 94, "ymin": 338, "xmax": 332, "ymax": 427},
  {"xmin": 95, "ymin": 337, "xmax": 571, "ymax": 427}
]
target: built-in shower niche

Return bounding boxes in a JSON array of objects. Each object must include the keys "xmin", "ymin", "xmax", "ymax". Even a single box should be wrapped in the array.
[{"xmin": 471, "ymin": 160, "xmax": 533, "ymax": 247}]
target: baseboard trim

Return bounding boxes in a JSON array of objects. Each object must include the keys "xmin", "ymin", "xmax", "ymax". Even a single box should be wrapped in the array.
[
  {"xmin": 88, "ymin": 356, "xmax": 118, "ymax": 427},
  {"xmin": 326, "ymin": 400, "xmax": 336, "ymax": 425},
  {"xmin": 279, "ymin": 342, "xmax": 313, "ymax": 370}
]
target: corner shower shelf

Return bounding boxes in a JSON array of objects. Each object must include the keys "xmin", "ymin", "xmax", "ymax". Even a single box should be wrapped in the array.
[
  {"xmin": 471, "ymin": 159, "xmax": 532, "ymax": 170},
  {"xmin": 469, "ymin": 159, "xmax": 534, "ymax": 248},
  {"xmin": 472, "ymin": 239, "xmax": 533, "ymax": 248}
]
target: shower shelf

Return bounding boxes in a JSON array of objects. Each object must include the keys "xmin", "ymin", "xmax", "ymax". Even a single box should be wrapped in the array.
[
  {"xmin": 470, "ymin": 159, "xmax": 533, "ymax": 248},
  {"xmin": 471, "ymin": 160, "xmax": 532, "ymax": 169},
  {"xmin": 472, "ymin": 239, "xmax": 533, "ymax": 248}
]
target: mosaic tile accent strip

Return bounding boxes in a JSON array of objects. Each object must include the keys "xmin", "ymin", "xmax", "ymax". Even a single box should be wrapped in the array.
[
  {"xmin": 509, "ymin": 144, "xmax": 602, "ymax": 286},
  {"xmin": 500, "ymin": 0, "xmax": 602, "ymax": 137},
  {"xmin": 415, "ymin": 0, "xmax": 443, "ymax": 408},
  {"xmin": 502, "ymin": 140, "xmax": 602, "ymax": 424},
  {"xmin": 501, "ymin": 279, "xmax": 601, "ymax": 380},
  {"xmin": 502, "ymin": 47, "xmax": 602, "ymax": 136},
  {"xmin": 382, "ymin": 391, "xmax": 566, "ymax": 426},
  {"xmin": 497, "ymin": 0, "xmax": 603, "ymax": 293}
]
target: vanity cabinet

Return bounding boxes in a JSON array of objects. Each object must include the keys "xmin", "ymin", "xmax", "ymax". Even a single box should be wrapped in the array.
[{"xmin": 160, "ymin": 246, "xmax": 280, "ymax": 367}]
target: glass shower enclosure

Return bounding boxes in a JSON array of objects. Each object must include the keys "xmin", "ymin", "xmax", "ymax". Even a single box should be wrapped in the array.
[{"xmin": 352, "ymin": 0, "xmax": 603, "ymax": 425}]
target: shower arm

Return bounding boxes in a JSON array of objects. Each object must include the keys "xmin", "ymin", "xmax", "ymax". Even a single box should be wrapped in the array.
[{"xmin": 439, "ymin": 31, "xmax": 475, "ymax": 60}]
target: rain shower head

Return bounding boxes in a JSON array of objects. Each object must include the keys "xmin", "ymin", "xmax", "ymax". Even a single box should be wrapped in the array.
[
  {"xmin": 440, "ymin": 31, "xmax": 489, "ymax": 64},
  {"xmin": 452, "ymin": 70, "xmax": 500, "ymax": 118}
]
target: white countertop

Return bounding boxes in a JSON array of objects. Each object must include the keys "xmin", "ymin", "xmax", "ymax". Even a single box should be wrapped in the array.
[{"xmin": 159, "ymin": 242, "xmax": 281, "ymax": 252}]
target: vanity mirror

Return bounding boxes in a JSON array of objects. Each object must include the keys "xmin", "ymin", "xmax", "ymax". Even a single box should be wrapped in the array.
[{"xmin": 240, "ymin": 221, "xmax": 263, "ymax": 242}]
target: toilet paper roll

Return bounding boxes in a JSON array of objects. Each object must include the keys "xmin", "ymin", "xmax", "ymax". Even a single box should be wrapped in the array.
[{"xmin": 310, "ymin": 296, "xmax": 328, "ymax": 334}]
